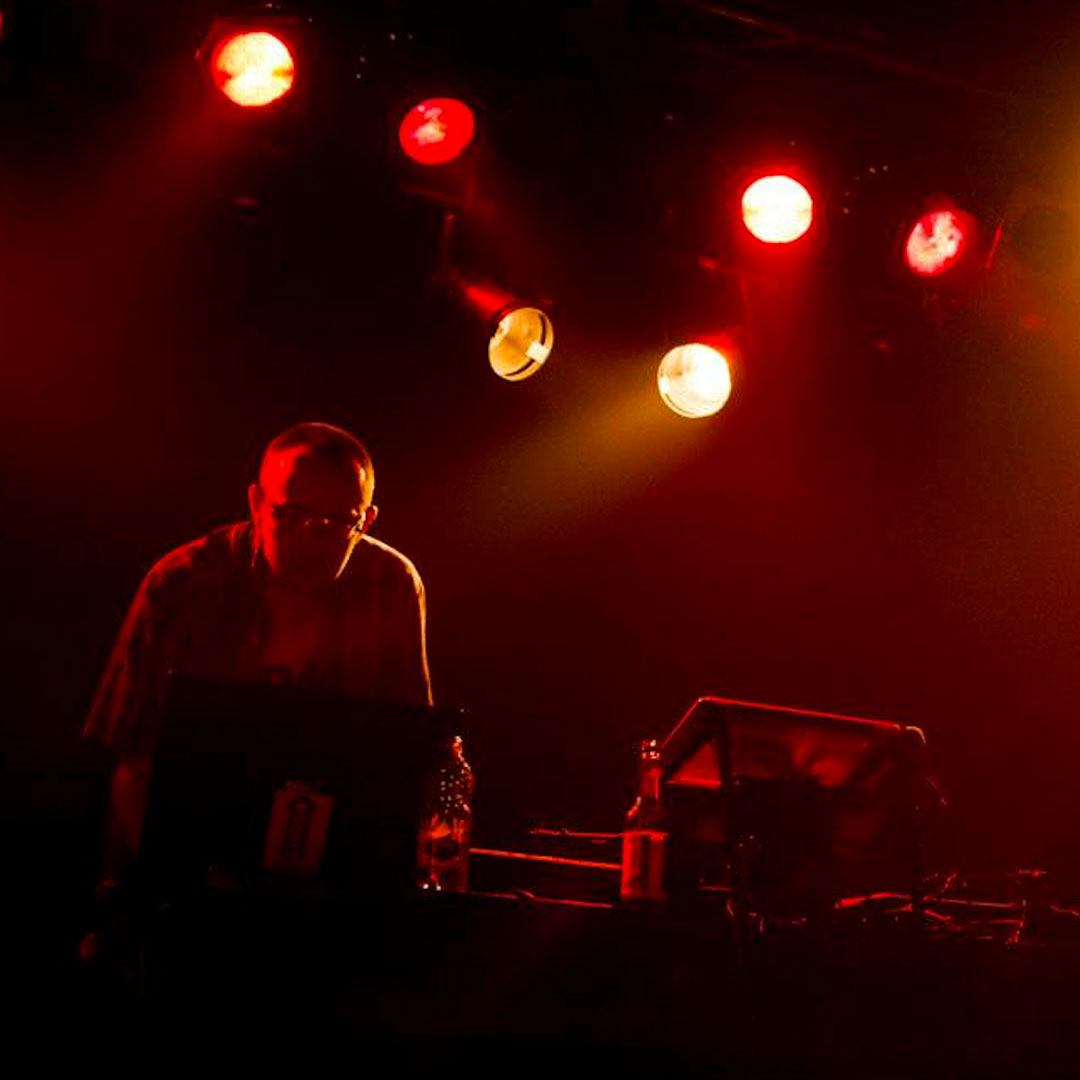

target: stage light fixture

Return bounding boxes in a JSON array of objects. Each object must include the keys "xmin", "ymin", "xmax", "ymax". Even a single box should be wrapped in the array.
[
  {"xmin": 904, "ymin": 208, "xmax": 969, "ymax": 277},
  {"xmin": 741, "ymin": 175, "xmax": 814, "ymax": 244},
  {"xmin": 211, "ymin": 30, "xmax": 295, "ymax": 108},
  {"xmin": 657, "ymin": 343, "xmax": 733, "ymax": 418},
  {"xmin": 447, "ymin": 273, "xmax": 554, "ymax": 381},
  {"xmin": 488, "ymin": 305, "xmax": 554, "ymax": 381},
  {"xmin": 399, "ymin": 98, "xmax": 476, "ymax": 166}
]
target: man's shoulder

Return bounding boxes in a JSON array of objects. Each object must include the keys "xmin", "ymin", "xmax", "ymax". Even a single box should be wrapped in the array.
[
  {"xmin": 351, "ymin": 534, "xmax": 424, "ymax": 593},
  {"xmin": 143, "ymin": 522, "xmax": 253, "ymax": 595}
]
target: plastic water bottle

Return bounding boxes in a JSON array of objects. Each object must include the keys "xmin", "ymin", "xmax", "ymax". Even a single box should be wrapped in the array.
[{"xmin": 417, "ymin": 735, "xmax": 474, "ymax": 892}]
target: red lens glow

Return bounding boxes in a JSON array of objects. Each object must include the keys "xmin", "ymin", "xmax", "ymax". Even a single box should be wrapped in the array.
[
  {"xmin": 398, "ymin": 98, "xmax": 476, "ymax": 165},
  {"xmin": 905, "ymin": 209, "xmax": 967, "ymax": 276}
]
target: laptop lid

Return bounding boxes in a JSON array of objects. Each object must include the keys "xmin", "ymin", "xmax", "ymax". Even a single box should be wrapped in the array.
[{"xmin": 139, "ymin": 673, "xmax": 464, "ymax": 895}]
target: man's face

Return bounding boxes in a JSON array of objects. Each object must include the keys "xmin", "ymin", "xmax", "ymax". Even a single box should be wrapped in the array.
[{"xmin": 249, "ymin": 448, "xmax": 375, "ymax": 588}]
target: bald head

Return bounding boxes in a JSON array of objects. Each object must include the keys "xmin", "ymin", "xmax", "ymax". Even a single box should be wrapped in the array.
[
  {"xmin": 259, "ymin": 422, "xmax": 374, "ymax": 506},
  {"xmin": 249, "ymin": 422, "xmax": 378, "ymax": 587}
]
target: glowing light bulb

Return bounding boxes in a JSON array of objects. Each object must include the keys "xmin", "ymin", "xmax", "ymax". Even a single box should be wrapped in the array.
[
  {"xmin": 211, "ymin": 31, "xmax": 295, "ymax": 107},
  {"xmin": 658, "ymin": 343, "xmax": 732, "ymax": 418},
  {"xmin": 741, "ymin": 175, "xmax": 814, "ymax": 244}
]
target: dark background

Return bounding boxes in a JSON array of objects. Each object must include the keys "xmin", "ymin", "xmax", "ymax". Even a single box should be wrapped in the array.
[{"xmin": 7, "ymin": 0, "xmax": 1080, "ymax": 907}]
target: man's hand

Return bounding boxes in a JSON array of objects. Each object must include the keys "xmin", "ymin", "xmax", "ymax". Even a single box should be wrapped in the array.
[{"xmin": 77, "ymin": 876, "xmax": 143, "ymax": 990}]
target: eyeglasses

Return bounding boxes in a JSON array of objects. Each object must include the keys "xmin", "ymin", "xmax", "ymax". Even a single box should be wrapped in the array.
[{"xmin": 268, "ymin": 502, "xmax": 367, "ymax": 539}]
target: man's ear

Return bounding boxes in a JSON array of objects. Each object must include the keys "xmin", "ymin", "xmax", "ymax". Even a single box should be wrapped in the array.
[
  {"xmin": 362, "ymin": 503, "xmax": 379, "ymax": 534},
  {"xmin": 248, "ymin": 483, "xmax": 262, "ymax": 520}
]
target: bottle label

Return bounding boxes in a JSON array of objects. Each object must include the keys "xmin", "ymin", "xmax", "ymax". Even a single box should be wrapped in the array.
[
  {"xmin": 620, "ymin": 829, "xmax": 667, "ymax": 902},
  {"xmin": 418, "ymin": 813, "xmax": 471, "ymax": 892}
]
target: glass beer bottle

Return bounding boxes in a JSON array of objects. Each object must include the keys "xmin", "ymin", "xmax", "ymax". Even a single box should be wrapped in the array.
[{"xmin": 620, "ymin": 738, "xmax": 668, "ymax": 904}]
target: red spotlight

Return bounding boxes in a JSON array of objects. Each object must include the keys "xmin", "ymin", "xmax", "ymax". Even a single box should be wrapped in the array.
[
  {"xmin": 399, "ymin": 98, "xmax": 476, "ymax": 166},
  {"xmin": 211, "ymin": 31, "xmax": 295, "ymax": 108},
  {"xmin": 741, "ymin": 175, "xmax": 814, "ymax": 244},
  {"xmin": 904, "ymin": 208, "xmax": 968, "ymax": 276}
]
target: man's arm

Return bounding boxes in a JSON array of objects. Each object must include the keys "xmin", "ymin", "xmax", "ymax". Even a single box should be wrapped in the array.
[
  {"xmin": 380, "ymin": 557, "xmax": 433, "ymax": 707},
  {"xmin": 102, "ymin": 755, "xmax": 154, "ymax": 877},
  {"xmin": 84, "ymin": 570, "xmax": 170, "ymax": 877},
  {"xmin": 408, "ymin": 571, "xmax": 433, "ymax": 707}
]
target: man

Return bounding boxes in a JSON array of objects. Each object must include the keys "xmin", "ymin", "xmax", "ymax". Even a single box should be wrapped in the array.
[{"xmin": 84, "ymin": 421, "xmax": 432, "ymax": 879}]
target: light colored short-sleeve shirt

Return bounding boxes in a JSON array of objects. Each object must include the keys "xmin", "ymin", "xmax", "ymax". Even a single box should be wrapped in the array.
[{"xmin": 84, "ymin": 522, "xmax": 432, "ymax": 759}]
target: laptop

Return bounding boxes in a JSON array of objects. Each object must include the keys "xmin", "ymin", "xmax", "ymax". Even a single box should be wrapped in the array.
[{"xmin": 138, "ymin": 673, "xmax": 464, "ymax": 898}]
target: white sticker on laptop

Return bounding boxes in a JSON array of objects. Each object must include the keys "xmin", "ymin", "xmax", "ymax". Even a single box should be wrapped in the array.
[{"xmin": 262, "ymin": 781, "xmax": 335, "ymax": 876}]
